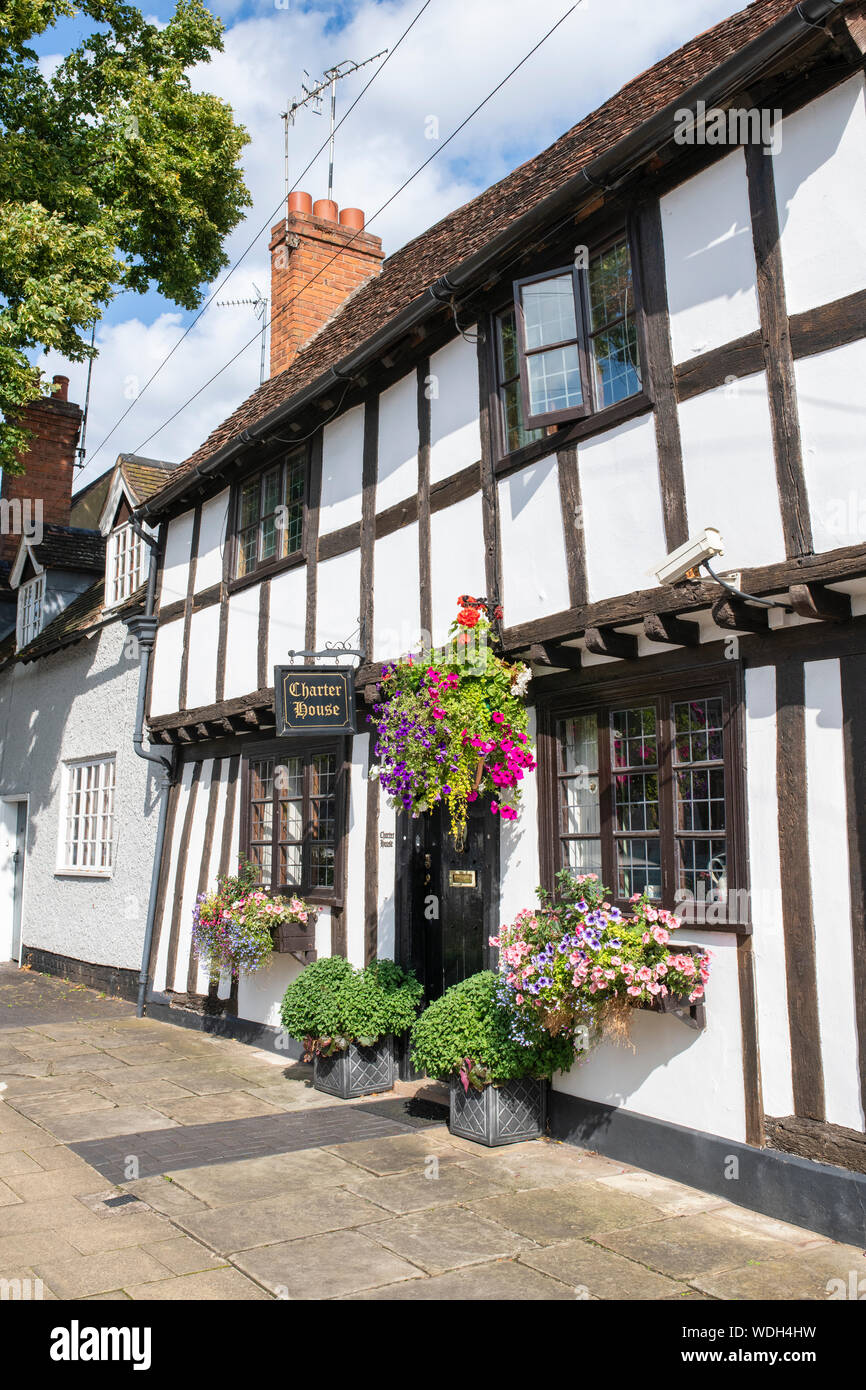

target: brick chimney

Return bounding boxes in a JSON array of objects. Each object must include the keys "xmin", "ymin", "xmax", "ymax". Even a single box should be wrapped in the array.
[
  {"xmin": 268, "ymin": 193, "xmax": 385, "ymax": 378},
  {"xmin": 0, "ymin": 376, "xmax": 83, "ymax": 570}
]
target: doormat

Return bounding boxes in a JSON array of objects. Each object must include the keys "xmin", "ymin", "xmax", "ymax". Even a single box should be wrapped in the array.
[{"xmin": 359, "ymin": 1095, "xmax": 449, "ymax": 1128}]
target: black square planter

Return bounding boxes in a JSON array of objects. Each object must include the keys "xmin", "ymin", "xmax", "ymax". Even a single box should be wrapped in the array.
[
  {"xmin": 313, "ymin": 1035, "xmax": 395, "ymax": 1099},
  {"xmin": 449, "ymin": 1075, "xmax": 547, "ymax": 1146}
]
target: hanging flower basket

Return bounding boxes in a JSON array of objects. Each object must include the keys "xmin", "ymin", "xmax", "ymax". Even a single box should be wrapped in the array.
[{"xmin": 369, "ymin": 597, "xmax": 535, "ymax": 846}]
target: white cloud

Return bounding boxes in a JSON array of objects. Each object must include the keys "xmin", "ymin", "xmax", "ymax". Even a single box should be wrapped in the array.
[{"xmin": 62, "ymin": 0, "xmax": 745, "ymax": 487}]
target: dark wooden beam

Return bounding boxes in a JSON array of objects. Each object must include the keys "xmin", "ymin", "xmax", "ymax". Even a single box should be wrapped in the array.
[
  {"xmin": 710, "ymin": 596, "xmax": 770, "ymax": 634},
  {"xmin": 242, "ymin": 708, "xmax": 260, "ymax": 727},
  {"xmin": 194, "ymin": 723, "xmax": 211, "ymax": 741},
  {"xmin": 765, "ymin": 1115, "xmax": 866, "ymax": 1176},
  {"xmin": 643, "ymin": 611, "xmax": 702, "ymax": 646},
  {"xmin": 583, "ymin": 626, "xmax": 638, "ymax": 661},
  {"xmin": 417, "ymin": 359, "xmax": 433, "ymax": 638},
  {"xmin": 556, "ymin": 445, "xmax": 588, "ymax": 608},
  {"xmin": 841, "ymin": 653, "xmax": 866, "ymax": 1123},
  {"xmin": 360, "ymin": 392, "xmax": 378, "ymax": 662},
  {"xmin": 176, "ymin": 726, "xmax": 192, "ymax": 743},
  {"xmin": 789, "ymin": 582, "xmax": 852, "ymax": 623},
  {"xmin": 526, "ymin": 642, "xmax": 583, "ymax": 670}
]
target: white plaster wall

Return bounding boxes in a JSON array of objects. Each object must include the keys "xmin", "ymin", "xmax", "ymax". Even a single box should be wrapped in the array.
[
  {"xmin": 194, "ymin": 489, "xmax": 229, "ymax": 593},
  {"xmin": 661, "ymin": 147, "xmax": 760, "ymax": 362},
  {"xmin": 553, "ymin": 931, "xmax": 746, "ymax": 1141},
  {"xmin": 377, "ymin": 371, "xmax": 419, "ymax": 513},
  {"xmin": 160, "ymin": 509, "xmax": 195, "ymax": 608},
  {"xmin": 498, "ymin": 707, "xmax": 540, "ymax": 928},
  {"xmin": 152, "ymin": 760, "xmax": 192, "ymax": 995},
  {"xmin": 150, "ymin": 617, "xmax": 184, "ymax": 717},
  {"xmin": 345, "ymin": 733, "xmax": 369, "ymax": 969},
  {"xmin": 497, "ymin": 456, "xmax": 570, "ymax": 629},
  {"xmin": 795, "ymin": 338, "xmax": 866, "ymax": 553},
  {"xmin": 803, "ymin": 659, "xmax": 864, "ymax": 1132},
  {"xmin": 194, "ymin": 757, "xmax": 232, "ymax": 995},
  {"xmin": 0, "ymin": 620, "xmax": 160, "ymax": 971},
  {"xmin": 578, "ymin": 414, "xmax": 668, "ymax": 602},
  {"xmin": 167, "ymin": 758, "xmax": 214, "ymax": 992},
  {"xmin": 216, "ymin": 767, "xmax": 242, "ymax": 1002},
  {"xmin": 316, "ymin": 549, "xmax": 361, "ymax": 663},
  {"xmin": 373, "ymin": 522, "xmax": 421, "ymax": 661},
  {"xmin": 744, "ymin": 664, "xmax": 793, "ymax": 1118},
  {"xmin": 185, "ymin": 604, "xmax": 220, "ymax": 712},
  {"xmin": 773, "ymin": 74, "xmax": 866, "ymax": 316},
  {"xmin": 429, "ymin": 333, "xmax": 481, "ymax": 486},
  {"xmin": 376, "ymin": 799, "xmax": 396, "ymax": 961},
  {"xmin": 319, "ymin": 403, "xmax": 365, "ymax": 535},
  {"xmin": 237, "ymin": 954, "xmax": 305, "ymax": 1028},
  {"xmin": 430, "ymin": 494, "xmax": 486, "ymax": 647},
  {"xmin": 677, "ymin": 373, "xmax": 786, "ymax": 571},
  {"xmin": 268, "ymin": 565, "xmax": 307, "ymax": 667},
  {"xmin": 223, "ymin": 586, "xmax": 260, "ymax": 701}
]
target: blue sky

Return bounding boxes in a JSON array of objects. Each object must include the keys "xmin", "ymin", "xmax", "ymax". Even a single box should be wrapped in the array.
[{"xmin": 29, "ymin": 0, "xmax": 749, "ymax": 480}]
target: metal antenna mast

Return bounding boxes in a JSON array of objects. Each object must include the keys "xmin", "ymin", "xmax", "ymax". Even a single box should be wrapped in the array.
[
  {"xmin": 281, "ymin": 50, "xmax": 387, "ymax": 204},
  {"xmin": 216, "ymin": 283, "xmax": 269, "ymax": 385}
]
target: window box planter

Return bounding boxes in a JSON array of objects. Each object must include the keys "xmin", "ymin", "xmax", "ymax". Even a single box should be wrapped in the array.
[
  {"xmin": 271, "ymin": 918, "xmax": 317, "ymax": 965},
  {"xmin": 313, "ymin": 1035, "xmax": 395, "ymax": 1099},
  {"xmin": 642, "ymin": 990, "xmax": 706, "ymax": 1031},
  {"xmin": 448, "ymin": 1074, "xmax": 547, "ymax": 1146}
]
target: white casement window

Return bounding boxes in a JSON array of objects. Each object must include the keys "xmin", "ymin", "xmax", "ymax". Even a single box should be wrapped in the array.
[
  {"xmin": 59, "ymin": 757, "xmax": 117, "ymax": 874},
  {"xmin": 106, "ymin": 521, "xmax": 147, "ymax": 607},
  {"xmin": 16, "ymin": 573, "xmax": 45, "ymax": 649}
]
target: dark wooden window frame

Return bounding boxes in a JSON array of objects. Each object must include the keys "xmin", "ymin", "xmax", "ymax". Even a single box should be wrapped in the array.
[
  {"xmin": 238, "ymin": 735, "xmax": 350, "ymax": 908},
  {"xmin": 514, "ymin": 264, "xmax": 593, "ymax": 430},
  {"xmin": 536, "ymin": 664, "xmax": 749, "ymax": 934},
  {"xmin": 226, "ymin": 442, "xmax": 311, "ymax": 594}
]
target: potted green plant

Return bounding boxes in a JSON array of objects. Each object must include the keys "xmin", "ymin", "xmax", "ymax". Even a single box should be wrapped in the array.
[
  {"xmin": 280, "ymin": 956, "xmax": 423, "ymax": 1099},
  {"xmin": 410, "ymin": 971, "xmax": 574, "ymax": 1145}
]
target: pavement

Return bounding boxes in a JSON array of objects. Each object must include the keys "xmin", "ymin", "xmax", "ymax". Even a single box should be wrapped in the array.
[{"xmin": 0, "ymin": 961, "xmax": 863, "ymax": 1301}]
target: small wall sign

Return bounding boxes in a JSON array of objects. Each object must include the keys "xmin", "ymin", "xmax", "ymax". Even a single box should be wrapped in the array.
[
  {"xmin": 379, "ymin": 831, "xmax": 395, "ymax": 849},
  {"xmin": 274, "ymin": 666, "xmax": 356, "ymax": 736},
  {"xmin": 448, "ymin": 869, "xmax": 477, "ymax": 888}
]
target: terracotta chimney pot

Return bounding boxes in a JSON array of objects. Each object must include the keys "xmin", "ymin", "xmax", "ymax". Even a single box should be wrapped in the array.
[
  {"xmin": 288, "ymin": 191, "xmax": 313, "ymax": 215},
  {"xmin": 313, "ymin": 199, "xmax": 339, "ymax": 223},
  {"xmin": 339, "ymin": 208, "xmax": 365, "ymax": 232},
  {"xmin": 52, "ymin": 374, "xmax": 70, "ymax": 402}
]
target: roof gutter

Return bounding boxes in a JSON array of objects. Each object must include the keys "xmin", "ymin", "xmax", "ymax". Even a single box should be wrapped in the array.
[{"xmin": 139, "ymin": 0, "xmax": 844, "ymax": 520}]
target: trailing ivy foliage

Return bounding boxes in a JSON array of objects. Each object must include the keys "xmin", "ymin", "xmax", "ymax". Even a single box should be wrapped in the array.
[
  {"xmin": 410, "ymin": 971, "xmax": 574, "ymax": 1085},
  {"xmin": 280, "ymin": 956, "xmax": 423, "ymax": 1056},
  {"xmin": 0, "ymin": 0, "xmax": 250, "ymax": 471}
]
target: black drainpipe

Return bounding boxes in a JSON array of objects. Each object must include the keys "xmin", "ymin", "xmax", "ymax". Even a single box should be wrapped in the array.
[{"xmin": 126, "ymin": 519, "xmax": 176, "ymax": 1017}]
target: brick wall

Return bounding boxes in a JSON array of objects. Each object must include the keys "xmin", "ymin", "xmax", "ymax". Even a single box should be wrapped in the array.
[
  {"xmin": 269, "ymin": 197, "xmax": 384, "ymax": 378},
  {"xmin": 0, "ymin": 376, "xmax": 82, "ymax": 569}
]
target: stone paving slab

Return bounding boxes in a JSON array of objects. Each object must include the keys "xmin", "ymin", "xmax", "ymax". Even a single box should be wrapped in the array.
[
  {"xmin": 467, "ymin": 1181, "xmax": 668, "ymax": 1245},
  {"xmin": 176, "ymin": 1185, "xmax": 391, "ymax": 1254},
  {"xmin": 364, "ymin": 1205, "xmax": 534, "ymax": 1275},
  {"xmin": 596, "ymin": 1212, "xmax": 809, "ymax": 1278},
  {"xmin": 519, "ymin": 1238, "xmax": 692, "ymax": 1299},
  {"xmin": 340, "ymin": 1257, "xmax": 576, "ymax": 1300},
  {"xmin": 233, "ymin": 1229, "xmax": 426, "ymax": 1300}
]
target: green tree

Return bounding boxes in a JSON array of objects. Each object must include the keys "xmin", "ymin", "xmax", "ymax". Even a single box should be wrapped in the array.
[{"xmin": 0, "ymin": 0, "xmax": 251, "ymax": 472}]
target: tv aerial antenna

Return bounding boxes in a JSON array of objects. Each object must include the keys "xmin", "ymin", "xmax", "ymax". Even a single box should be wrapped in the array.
[
  {"xmin": 281, "ymin": 51, "xmax": 387, "ymax": 204},
  {"xmin": 216, "ymin": 283, "xmax": 268, "ymax": 385}
]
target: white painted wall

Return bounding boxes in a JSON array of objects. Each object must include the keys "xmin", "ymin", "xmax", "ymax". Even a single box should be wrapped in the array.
[
  {"xmin": 193, "ymin": 757, "xmax": 232, "ymax": 995},
  {"xmin": 223, "ymin": 586, "xmax": 260, "ymax": 701},
  {"xmin": 152, "ymin": 760, "xmax": 192, "ymax": 995},
  {"xmin": 194, "ymin": 489, "xmax": 229, "ymax": 593},
  {"xmin": 661, "ymin": 147, "xmax": 760, "ymax": 362},
  {"xmin": 429, "ymin": 494, "xmax": 486, "ymax": 647},
  {"xmin": 744, "ymin": 664, "xmax": 794, "ymax": 1118},
  {"xmin": 677, "ymin": 373, "xmax": 786, "ymax": 571},
  {"xmin": 160, "ymin": 509, "xmax": 195, "ymax": 608},
  {"xmin": 377, "ymin": 371, "xmax": 419, "ymax": 513},
  {"xmin": 376, "ymin": 799, "xmax": 396, "ymax": 961},
  {"xmin": 578, "ymin": 413, "xmax": 668, "ymax": 602},
  {"xmin": 498, "ymin": 707, "xmax": 540, "ymax": 928},
  {"xmin": 554, "ymin": 931, "xmax": 746, "ymax": 1142},
  {"xmin": 319, "ymin": 403, "xmax": 365, "ymax": 536},
  {"xmin": 0, "ymin": 620, "xmax": 160, "ymax": 972},
  {"xmin": 373, "ymin": 522, "xmax": 421, "ymax": 661},
  {"xmin": 773, "ymin": 74, "xmax": 866, "ymax": 316},
  {"xmin": 149, "ymin": 616, "xmax": 184, "ymax": 718},
  {"xmin": 795, "ymin": 338, "xmax": 866, "ymax": 553},
  {"xmin": 498, "ymin": 456, "xmax": 570, "ymax": 629},
  {"xmin": 345, "ymin": 733, "xmax": 369, "ymax": 969},
  {"xmin": 803, "ymin": 658, "xmax": 864, "ymax": 1132},
  {"xmin": 429, "ymin": 333, "xmax": 481, "ymax": 486},
  {"xmin": 268, "ymin": 565, "xmax": 307, "ymax": 667},
  {"xmin": 167, "ymin": 759, "xmax": 214, "ymax": 992},
  {"xmin": 316, "ymin": 549, "xmax": 361, "ymax": 663},
  {"xmin": 185, "ymin": 604, "xmax": 220, "ymax": 712}
]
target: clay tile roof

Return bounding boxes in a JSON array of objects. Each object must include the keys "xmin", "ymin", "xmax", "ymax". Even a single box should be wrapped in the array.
[
  {"xmin": 13, "ymin": 578, "xmax": 147, "ymax": 664},
  {"xmin": 147, "ymin": 0, "xmax": 800, "ymax": 505},
  {"xmin": 30, "ymin": 525, "xmax": 105, "ymax": 573},
  {"xmin": 118, "ymin": 454, "xmax": 176, "ymax": 503}
]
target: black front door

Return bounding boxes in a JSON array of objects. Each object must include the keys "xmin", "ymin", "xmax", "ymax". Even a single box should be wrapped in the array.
[{"xmin": 396, "ymin": 799, "xmax": 499, "ymax": 999}]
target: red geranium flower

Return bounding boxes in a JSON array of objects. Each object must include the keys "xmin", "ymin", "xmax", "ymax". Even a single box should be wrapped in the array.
[{"xmin": 457, "ymin": 608, "xmax": 480, "ymax": 628}]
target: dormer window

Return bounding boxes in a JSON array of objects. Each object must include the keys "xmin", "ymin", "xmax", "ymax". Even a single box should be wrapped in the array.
[
  {"xmin": 106, "ymin": 520, "xmax": 147, "ymax": 608},
  {"xmin": 17, "ymin": 573, "xmax": 45, "ymax": 649},
  {"xmin": 509, "ymin": 236, "xmax": 641, "ymax": 436}
]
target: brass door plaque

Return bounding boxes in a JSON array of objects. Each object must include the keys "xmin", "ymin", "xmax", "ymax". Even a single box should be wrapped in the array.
[{"xmin": 448, "ymin": 870, "xmax": 476, "ymax": 888}]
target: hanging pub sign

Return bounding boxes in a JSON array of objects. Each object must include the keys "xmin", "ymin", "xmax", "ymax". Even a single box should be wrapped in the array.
[{"xmin": 274, "ymin": 665, "xmax": 357, "ymax": 736}]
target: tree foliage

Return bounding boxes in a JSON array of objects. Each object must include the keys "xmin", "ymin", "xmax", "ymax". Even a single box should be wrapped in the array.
[{"xmin": 0, "ymin": 0, "xmax": 251, "ymax": 471}]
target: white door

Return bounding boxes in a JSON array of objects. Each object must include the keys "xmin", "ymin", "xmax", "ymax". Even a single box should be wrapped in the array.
[{"xmin": 0, "ymin": 799, "xmax": 27, "ymax": 962}]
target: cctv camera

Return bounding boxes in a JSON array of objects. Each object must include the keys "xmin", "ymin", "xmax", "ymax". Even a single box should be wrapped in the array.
[{"xmin": 654, "ymin": 528, "xmax": 725, "ymax": 587}]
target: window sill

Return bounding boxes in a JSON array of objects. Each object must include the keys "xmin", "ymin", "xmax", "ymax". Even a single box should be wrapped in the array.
[
  {"xmin": 227, "ymin": 549, "xmax": 305, "ymax": 595},
  {"xmin": 54, "ymin": 868, "xmax": 114, "ymax": 880}
]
